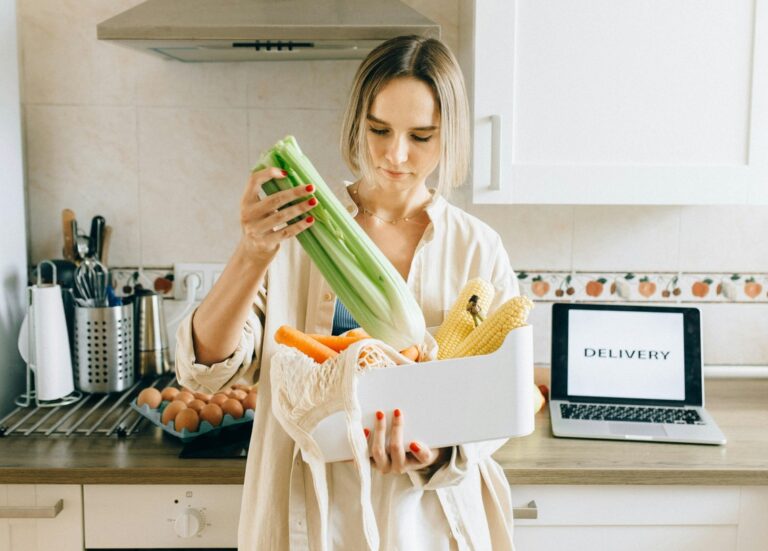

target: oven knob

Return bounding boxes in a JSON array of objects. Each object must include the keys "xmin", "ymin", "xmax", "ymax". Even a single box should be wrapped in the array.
[{"xmin": 174, "ymin": 508, "xmax": 204, "ymax": 538}]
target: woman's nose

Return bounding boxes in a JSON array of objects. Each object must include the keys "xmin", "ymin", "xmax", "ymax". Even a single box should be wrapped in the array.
[{"xmin": 384, "ymin": 135, "xmax": 408, "ymax": 166}]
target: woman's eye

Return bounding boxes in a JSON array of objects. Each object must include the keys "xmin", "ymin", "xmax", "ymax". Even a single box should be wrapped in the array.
[
  {"xmin": 368, "ymin": 127, "xmax": 432, "ymax": 142},
  {"xmin": 412, "ymin": 135, "xmax": 432, "ymax": 143},
  {"xmin": 369, "ymin": 127, "xmax": 388, "ymax": 135}
]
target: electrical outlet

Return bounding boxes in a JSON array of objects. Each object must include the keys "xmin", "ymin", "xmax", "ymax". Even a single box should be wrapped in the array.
[{"xmin": 173, "ymin": 263, "xmax": 226, "ymax": 301}]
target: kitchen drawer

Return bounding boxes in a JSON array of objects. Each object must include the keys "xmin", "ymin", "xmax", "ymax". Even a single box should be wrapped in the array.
[
  {"xmin": 509, "ymin": 485, "xmax": 740, "ymax": 526},
  {"xmin": 0, "ymin": 484, "xmax": 83, "ymax": 551},
  {"xmin": 84, "ymin": 484, "xmax": 242, "ymax": 549}
]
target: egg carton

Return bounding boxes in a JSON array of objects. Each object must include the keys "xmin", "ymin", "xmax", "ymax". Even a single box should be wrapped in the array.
[{"xmin": 130, "ymin": 399, "xmax": 255, "ymax": 442}]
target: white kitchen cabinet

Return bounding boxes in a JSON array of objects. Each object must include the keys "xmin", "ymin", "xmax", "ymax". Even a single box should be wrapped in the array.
[
  {"xmin": 0, "ymin": 485, "xmax": 83, "ymax": 551},
  {"xmin": 509, "ymin": 485, "xmax": 768, "ymax": 551},
  {"xmin": 460, "ymin": 0, "xmax": 768, "ymax": 205}
]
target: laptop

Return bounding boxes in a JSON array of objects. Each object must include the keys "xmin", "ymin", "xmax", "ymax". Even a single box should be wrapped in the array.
[{"xmin": 549, "ymin": 303, "xmax": 726, "ymax": 445}]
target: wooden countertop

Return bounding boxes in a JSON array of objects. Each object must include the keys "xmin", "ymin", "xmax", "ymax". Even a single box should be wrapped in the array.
[{"xmin": 0, "ymin": 379, "xmax": 766, "ymax": 485}]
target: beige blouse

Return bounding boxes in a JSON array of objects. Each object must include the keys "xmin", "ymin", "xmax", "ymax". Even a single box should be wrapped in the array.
[{"xmin": 175, "ymin": 183, "xmax": 521, "ymax": 551}]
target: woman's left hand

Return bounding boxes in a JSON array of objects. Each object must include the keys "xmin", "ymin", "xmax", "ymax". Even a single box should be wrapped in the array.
[{"xmin": 367, "ymin": 409, "xmax": 450, "ymax": 474}]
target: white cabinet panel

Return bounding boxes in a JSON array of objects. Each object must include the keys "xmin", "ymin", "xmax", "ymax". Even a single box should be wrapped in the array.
[
  {"xmin": 514, "ymin": 525, "xmax": 736, "ymax": 551},
  {"xmin": 509, "ymin": 485, "xmax": 768, "ymax": 551},
  {"xmin": 0, "ymin": 485, "xmax": 83, "ymax": 551},
  {"xmin": 466, "ymin": 0, "xmax": 768, "ymax": 204}
]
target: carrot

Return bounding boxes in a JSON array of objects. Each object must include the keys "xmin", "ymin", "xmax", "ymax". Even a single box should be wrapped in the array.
[
  {"xmin": 399, "ymin": 345, "xmax": 419, "ymax": 362},
  {"xmin": 274, "ymin": 325, "xmax": 338, "ymax": 364},
  {"xmin": 308, "ymin": 334, "xmax": 367, "ymax": 352},
  {"xmin": 345, "ymin": 328, "xmax": 369, "ymax": 338}
]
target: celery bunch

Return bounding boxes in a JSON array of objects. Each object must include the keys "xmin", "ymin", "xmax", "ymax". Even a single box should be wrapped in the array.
[{"xmin": 253, "ymin": 135, "xmax": 426, "ymax": 350}]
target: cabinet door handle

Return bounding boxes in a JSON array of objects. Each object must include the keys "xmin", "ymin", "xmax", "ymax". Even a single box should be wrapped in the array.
[
  {"xmin": 490, "ymin": 114, "xmax": 503, "ymax": 191},
  {"xmin": 513, "ymin": 500, "xmax": 538, "ymax": 520},
  {"xmin": 0, "ymin": 499, "xmax": 63, "ymax": 518}
]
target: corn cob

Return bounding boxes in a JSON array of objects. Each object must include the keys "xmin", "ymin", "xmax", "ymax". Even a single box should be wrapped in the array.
[
  {"xmin": 434, "ymin": 278, "xmax": 495, "ymax": 360},
  {"xmin": 452, "ymin": 296, "xmax": 534, "ymax": 358}
]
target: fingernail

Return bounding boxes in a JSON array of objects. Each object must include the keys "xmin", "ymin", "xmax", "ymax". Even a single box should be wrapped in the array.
[
  {"xmin": 376, "ymin": 411, "xmax": 384, "ymax": 421},
  {"xmin": 305, "ymin": 216, "xmax": 314, "ymax": 224},
  {"xmin": 280, "ymin": 170, "xmax": 287, "ymax": 176},
  {"xmin": 364, "ymin": 428, "xmax": 370, "ymax": 438},
  {"xmin": 394, "ymin": 408, "xmax": 401, "ymax": 418},
  {"xmin": 409, "ymin": 442, "xmax": 420, "ymax": 453},
  {"xmin": 308, "ymin": 197, "xmax": 318, "ymax": 206},
  {"xmin": 305, "ymin": 184, "xmax": 315, "ymax": 193}
]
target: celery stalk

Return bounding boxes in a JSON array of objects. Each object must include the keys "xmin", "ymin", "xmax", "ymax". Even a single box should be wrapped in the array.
[{"xmin": 253, "ymin": 135, "xmax": 426, "ymax": 349}]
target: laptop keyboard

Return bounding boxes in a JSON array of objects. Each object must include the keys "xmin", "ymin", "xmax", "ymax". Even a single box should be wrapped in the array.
[{"xmin": 560, "ymin": 403, "xmax": 704, "ymax": 424}]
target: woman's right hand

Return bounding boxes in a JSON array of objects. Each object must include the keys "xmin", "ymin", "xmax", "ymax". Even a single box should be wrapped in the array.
[{"xmin": 239, "ymin": 167, "xmax": 317, "ymax": 262}]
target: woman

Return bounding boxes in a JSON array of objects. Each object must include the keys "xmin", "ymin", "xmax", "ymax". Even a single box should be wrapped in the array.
[{"xmin": 175, "ymin": 35, "xmax": 520, "ymax": 550}]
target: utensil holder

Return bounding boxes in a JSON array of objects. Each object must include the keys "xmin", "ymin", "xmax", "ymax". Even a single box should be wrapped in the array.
[{"xmin": 73, "ymin": 305, "xmax": 134, "ymax": 393}]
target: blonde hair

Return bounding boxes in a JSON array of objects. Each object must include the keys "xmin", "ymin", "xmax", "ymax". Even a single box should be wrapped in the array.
[{"xmin": 340, "ymin": 35, "xmax": 470, "ymax": 198}]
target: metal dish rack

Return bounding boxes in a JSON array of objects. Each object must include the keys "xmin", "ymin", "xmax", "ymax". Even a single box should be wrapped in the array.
[{"xmin": 0, "ymin": 374, "xmax": 176, "ymax": 438}]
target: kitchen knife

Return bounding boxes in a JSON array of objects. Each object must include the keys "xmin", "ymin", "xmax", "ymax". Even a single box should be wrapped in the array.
[
  {"xmin": 101, "ymin": 225, "xmax": 113, "ymax": 265},
  {"xmin": 61, "ymin": 209, "xmax": 76, "ymax": 261},
  {"xmin": 88, "ymin": 215, "xmax": 106, "ymax": 260}
]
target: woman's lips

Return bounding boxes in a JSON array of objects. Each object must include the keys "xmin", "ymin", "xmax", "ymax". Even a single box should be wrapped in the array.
[{"xmin": 381, "ymin": 168, "xmax": 410, "ymax": 179}]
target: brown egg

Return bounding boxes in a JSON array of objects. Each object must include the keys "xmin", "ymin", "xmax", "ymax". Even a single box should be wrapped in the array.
[
  {"xmin": 181, "ymin": 386, "xmax": 196, "ymax": 394},
  {"xmin": 160, "ymin": 386, "xmax": 180, "ymax": 402},
  {"xmin": 242, "ymin": 392, "xmax": 257, "ymax": 412},
  {"xmin": 232, "ymin": 383, "xmax": 250, "ymax": 391},
  {"xmin": 193, "ymin": 391, "xmax": 212, "ymax": 402},
  {"xmin": 220, "ymin": 387, "xmax": 233, "ymax": 396},
  {"xmin": 175, "ymin": 391, "xmax": 195, "ymax": 405},
  {"xmin": 199, "ymin": 403, "xmax": 224, "ymax": 427},
  {"xmin": 230, "ymin": 389, "xmax": 248, "ymax": 401},
  {"xmin": 137, "ymin": 387, "xmax": 162, "ymax": 409},
  {"xmin": 210, "ymin": 393, "xmax": 229, "ymax": 406},
  {"xmin": 174, "ymin": 408, "xmax": 200, "ymax": 432},
  {"xmin": 161, "ymin": 400, "xmax": 188, "ymax": 425},
  {"xmin": 187, "ymin": 399, "xmax": 206, "ymax": 412},
  {"xmin": 221, "ymin": 398, "xmax": 244, "ymax": 419}
]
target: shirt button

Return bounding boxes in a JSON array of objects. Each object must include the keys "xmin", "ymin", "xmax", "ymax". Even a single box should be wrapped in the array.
[{"xmin": 323, "ymin": 292, "xmax": 334, "ymax": 302}]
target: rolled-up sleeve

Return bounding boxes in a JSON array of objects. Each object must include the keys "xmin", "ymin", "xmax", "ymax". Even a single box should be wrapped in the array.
[{"xmin": 174, "ymin": 304, "xmax": 264, "ymax": 394}]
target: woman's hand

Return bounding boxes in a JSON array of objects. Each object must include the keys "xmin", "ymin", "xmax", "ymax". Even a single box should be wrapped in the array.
[
  {"xmin": 239, "ymin": 167, "xmax": 316, "ymax": 262},
  {"xmin": 367, "ymin": 409, "xmax": 450, "ymax": 474}
]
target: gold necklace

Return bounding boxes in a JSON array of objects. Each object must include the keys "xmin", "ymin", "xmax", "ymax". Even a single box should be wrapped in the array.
[{"xmin": 351, "ymin": 187, "xmax": 429, "ymax": 225}]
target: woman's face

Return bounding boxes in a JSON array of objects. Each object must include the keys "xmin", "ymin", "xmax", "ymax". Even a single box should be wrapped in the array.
[{"xmin": 365, "ymin": 77, "xmax": 441, "ymax": 191}]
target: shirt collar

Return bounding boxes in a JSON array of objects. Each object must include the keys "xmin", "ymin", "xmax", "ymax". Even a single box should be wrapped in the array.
[{"xmin": 340, "ymin": 181, "xmax": 447, "ymax": 223}]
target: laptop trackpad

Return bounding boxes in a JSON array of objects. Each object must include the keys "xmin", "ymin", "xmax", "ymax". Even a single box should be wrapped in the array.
[{"xmin": 608, "ymin": 422, "xmax": 667, "ymax": 437}]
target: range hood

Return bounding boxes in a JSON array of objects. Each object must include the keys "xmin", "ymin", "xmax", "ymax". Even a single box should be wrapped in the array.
[{"xmin": 97, "ymin": 0, "xmax": 440, "ymax": 62}]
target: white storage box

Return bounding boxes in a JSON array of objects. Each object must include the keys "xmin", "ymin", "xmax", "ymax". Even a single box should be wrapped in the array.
[{"xmin": 312, "ymin": 325, "xmax": 535, "ymax": 462}]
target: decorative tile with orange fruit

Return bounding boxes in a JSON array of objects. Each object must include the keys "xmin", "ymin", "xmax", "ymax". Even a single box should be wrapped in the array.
[{"xmin": 517, "ymin": 272, "xmax": 768, "ymax": 303}]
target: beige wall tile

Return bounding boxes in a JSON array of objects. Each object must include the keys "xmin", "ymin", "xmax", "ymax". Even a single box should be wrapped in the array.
[
  {"xmin": 698, "ymin": 304, "xmax": 768, "ymax": 365},
  {"xmin": 679, "ymin": 206, "xmax": 768, "ymax": 272},
  {"xmin": 137, "ymin": 108, "xmax": 249, "ymax": 264},
  {"xmin": 19, "ymin": 0, "xmax": 142, "ymax": 105},
  {"xmin": 572, "ymin": 206, "xmax": 681, "ymax": 271},
  {"xmin": 467, "ymin": 205, "xmax": 575, "ymax": 270},
  {"xmin": 246, "ymin": 60, "xmax": 359, "ymax": 110},
  {"xmin": 24, "ymin": 104, "xmax": 140, "ymax": 266},
  {"xmin": 136, "ymin": 59, "xmax": 249, "ymax": 107},
  {"xmin": 247, "ymin": 108, "xmax": 355, "ymax": 190}
]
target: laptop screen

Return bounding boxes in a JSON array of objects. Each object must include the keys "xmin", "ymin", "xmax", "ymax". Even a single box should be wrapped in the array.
[
  {"xmin": 551, "ymin": 303, "xmax": 703, "ymax": 406},
  {"xmin": 567, "ymin": 309, "xmax": 685, "ymax": 401}
]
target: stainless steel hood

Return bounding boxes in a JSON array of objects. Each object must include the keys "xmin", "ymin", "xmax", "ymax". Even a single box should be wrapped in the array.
[{"xmin": 97, "ymin": 0, "xmax": 440, "ymax": 62}]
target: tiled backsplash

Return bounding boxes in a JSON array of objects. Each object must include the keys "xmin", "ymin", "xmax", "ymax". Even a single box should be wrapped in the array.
[{"xmin": 17, "ymin": 0, "xmax": 768, "ymax": 368}]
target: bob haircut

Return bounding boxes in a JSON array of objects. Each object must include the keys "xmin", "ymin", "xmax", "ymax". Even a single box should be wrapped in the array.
[{"xmin": 340, "ymin": 35, "xmax": 470, "ymax": 198}]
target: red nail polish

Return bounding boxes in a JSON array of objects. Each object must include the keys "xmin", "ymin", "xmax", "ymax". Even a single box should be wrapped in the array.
[
  {"xmin": 364, "ymin": 428, "xmax": 370, "ymax": 438},
  {"xmin": 409, "ymin": 442, "xmax": 420, "ymax": 453},
  {"xmin": 305, "ymin": 184, "xmax": 315, "ymax": 193},
  {"xmin": 376, "ymin": 411, "xmax": 384, "ymax": 421},
  {"xmin": 280, "ymin": 170, "xmax": 287, "ymax": 176},
  {"xmin": 305, "ymin": 216, "xmax": 314, "ymax": 224},
  {"xmin": 308, "ymin": 197, "xmax": 318, "ymax": 206},
  {"xmin": 394, "ymin": 408, "xmax": 401, "ymax": 418}
]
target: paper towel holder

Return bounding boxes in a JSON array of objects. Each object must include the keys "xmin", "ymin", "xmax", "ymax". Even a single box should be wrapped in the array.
[{"xmin": 15, "ymin": 260, "xmax": 83, "ymax": 408}]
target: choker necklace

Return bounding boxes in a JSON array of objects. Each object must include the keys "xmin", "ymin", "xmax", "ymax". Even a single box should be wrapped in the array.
[{"xmin": 351, "ymin": 187, "xmax": 429, "ymax": 225}]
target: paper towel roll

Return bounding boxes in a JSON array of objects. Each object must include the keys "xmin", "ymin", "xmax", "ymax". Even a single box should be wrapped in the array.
[{"xmin": 18, "ymin": 285, "xmax": 75, "ymax": 401}]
